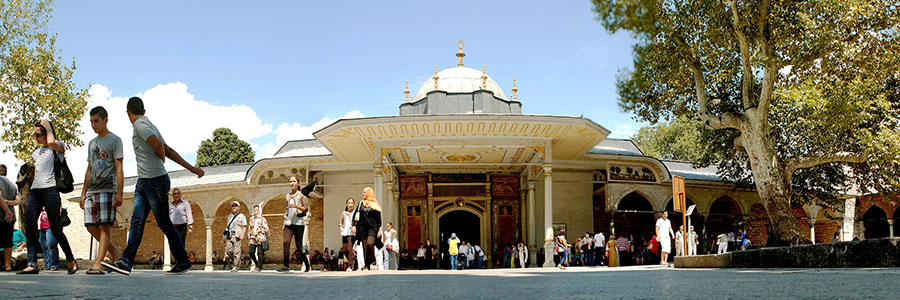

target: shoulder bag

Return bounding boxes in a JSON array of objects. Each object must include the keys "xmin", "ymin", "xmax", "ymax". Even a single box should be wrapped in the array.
[{"xmin": 53, "ymin": 150, "xmax": 74, "ymax": 193}]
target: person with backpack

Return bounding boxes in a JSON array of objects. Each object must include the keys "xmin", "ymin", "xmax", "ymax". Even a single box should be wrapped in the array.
[
  {"xmin": 18, "ymin": 120, "xmax": 78, "ymax": 275},
  {"xmin": 278, "ymin": 177, "xmax": 312, "ymax": 272}
]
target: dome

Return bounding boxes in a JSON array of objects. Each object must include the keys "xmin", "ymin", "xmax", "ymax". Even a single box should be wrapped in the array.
[{"xmin": 415, "ymin": 66, "xmax": 507, "ymax": 101}]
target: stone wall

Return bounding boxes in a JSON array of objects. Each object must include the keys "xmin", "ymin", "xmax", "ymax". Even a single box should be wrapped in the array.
[{"xmin": 675, "ymin": 238, "xmax": 900, "ymax": 268}]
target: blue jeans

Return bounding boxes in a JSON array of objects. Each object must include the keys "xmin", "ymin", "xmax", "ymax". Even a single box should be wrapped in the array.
[
  {"xmin": 25, "ymin": 187, "xmax": 74, "ymax": 267},
  {"xmin": 39, "ymin": 228, "xmax": 59, "ymax": 269},
  {"xmin": 120, "ymin": 175, "xmax": 189, "ymax": 267},
  {"xmin": 558, "ymin": 250, "xmax": 568, "ymax": 267},
  {"xmin": 450, "ymin": 254, "xmax": 457, "ymax": 270}
]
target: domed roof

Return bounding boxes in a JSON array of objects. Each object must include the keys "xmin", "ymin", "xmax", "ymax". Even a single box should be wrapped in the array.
[{"xmin": 415, "ymin": 66, "xmax": 507, "ymax": 101}]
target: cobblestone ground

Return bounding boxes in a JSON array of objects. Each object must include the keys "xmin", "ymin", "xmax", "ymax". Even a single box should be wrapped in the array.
[{"xmin": 2, "ymin": 265, "xmax": 898, "ymax": 299}]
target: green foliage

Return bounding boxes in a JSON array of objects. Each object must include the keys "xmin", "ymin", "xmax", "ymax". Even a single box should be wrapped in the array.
[
  {"xmin": 196, "ymin": 128, "xmax": 255, "ymax": 167},
  {"xmin": 631, "ymin": 116, "xmax": 711, "ymax": 163},
  {"xmin": 0, "ymin": 0, "xmax": 88, "ymax": 163},
  {"xmin": 594, "ymin": 0, "xmax": 900, "ymax": 202}
]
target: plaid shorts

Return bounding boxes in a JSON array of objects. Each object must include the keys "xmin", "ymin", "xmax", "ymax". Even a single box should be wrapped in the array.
[{"xmin": 84, "ymin": 192, "xmax": 116, "ymax": 226}]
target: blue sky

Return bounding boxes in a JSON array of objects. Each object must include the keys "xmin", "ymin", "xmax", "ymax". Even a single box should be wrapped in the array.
[{"xmin": 22, "ymin": 1, "xmax": 646, "ymax": 176}]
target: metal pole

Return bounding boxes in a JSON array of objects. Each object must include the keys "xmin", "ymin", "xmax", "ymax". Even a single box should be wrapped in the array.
[{"xmin": 681, "ymin": 195, "xmax": 687, "ymax": 257}]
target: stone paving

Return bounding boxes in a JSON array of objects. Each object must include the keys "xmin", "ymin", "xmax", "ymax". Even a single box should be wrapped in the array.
[{"xmin": 2, "ymin": 265, "xmax": 898, "ymax": 299}]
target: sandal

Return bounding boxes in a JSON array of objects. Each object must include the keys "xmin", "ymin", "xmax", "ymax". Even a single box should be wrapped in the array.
[
  {"xmin": 86, "ymin": 268, "xmax": 105, "ymax": 275},
  {"xmin": 67, "ymin": 261, "xmax": 78, "ymax": 275}
]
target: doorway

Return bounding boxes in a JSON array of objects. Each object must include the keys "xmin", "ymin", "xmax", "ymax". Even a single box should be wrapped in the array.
[{"xmin": 439, "ymin": 210, "xmax": 481, "ymax": 268}]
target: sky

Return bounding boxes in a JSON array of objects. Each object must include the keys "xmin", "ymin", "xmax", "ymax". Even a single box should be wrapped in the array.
[{"xmin": 1, "ymin": 0, "xmax": 647, "ymax": 178}]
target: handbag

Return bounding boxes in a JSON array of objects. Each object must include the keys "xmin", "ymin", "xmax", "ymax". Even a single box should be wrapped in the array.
[
  {"xmin": 59, "ymin": 208, "xmax": 71, "ymax": 227},
  {"xmin": 222, "ymin": 214, "xmax": 238, "ymax": 240},
  {"xmin": 261, "ymin": 240, "xmax": 270, "ymax": 252},
  {"xmin": 53, "ymin": 151, "xmax": 74, "ymax": 193}
]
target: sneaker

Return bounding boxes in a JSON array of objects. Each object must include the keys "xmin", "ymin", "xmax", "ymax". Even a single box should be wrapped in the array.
[
  {"xmin": 166, "ymin": 263, "xmax": 191, "ymax": 275},
  {"xmin": 231, "ymin": 267, "xmax": 238, "ymax": 272},
  {"xmin": 276, "ymin": 267, "xmax": 290, "ymax": 273},
  {"xmin": 103, "ymin": 260, "xmax": 131, "ymax": 276}
]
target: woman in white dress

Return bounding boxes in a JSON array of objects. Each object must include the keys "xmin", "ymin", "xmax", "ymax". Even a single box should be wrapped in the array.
[{"xmin": 517, "ymin": 242, "xmax": 528, "ymax": 268}]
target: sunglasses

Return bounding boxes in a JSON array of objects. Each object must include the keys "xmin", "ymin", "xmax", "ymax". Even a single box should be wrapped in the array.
[
  {"xmin": 232, "ymin": 204, "xmax": 239, "ymax": 207},
  {"xmin": 33, "ymin": 132, "xmax": 46, "ymax": 138}
]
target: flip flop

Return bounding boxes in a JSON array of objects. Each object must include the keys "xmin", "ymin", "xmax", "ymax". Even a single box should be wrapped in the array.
[{"xmin": 86, "ymin": 268, "xmax": 105, "ymax": 275}]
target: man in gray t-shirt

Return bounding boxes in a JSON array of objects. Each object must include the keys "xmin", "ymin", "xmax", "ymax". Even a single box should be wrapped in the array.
[
  {"xmin": 0, "ymin": 164, "xmax": 19, "ymax": 271},
  {"xmin": 105, "ymin": 97, "xmax": 204, "ymax": 276},
  {"xmin": 81, "ymin": 106, "xmax": 125, "ymax": 274}
]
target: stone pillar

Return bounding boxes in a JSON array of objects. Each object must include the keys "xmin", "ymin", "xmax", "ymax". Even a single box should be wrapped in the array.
[
  {"xmin": 163, "ymin": 238, "xmax": 171, "ymax": 271},
  {"xmin": 809, "ymin": 224, "xmax": 816, "ymax": 244},
  {"xmin": 205, "ymin": 218, "xmax": 214, "ymax": 271},
  {"xmin": 805, "ymin": 204, "xmax": 820, "ymax": 244},
  {"xmin": 888, "ymin": 219, "xmax": 895, "ymax": 238},
  {"xmin": 527, "ymin": 182, "xmax": 535, "ymax": 247},
  {"xmin": 542, "ymin": 162, "xmax": 555, "ymax": 267}
]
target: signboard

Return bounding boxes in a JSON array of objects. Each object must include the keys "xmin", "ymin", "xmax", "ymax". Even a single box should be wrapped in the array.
[{"xmin": 672, "ymin": 175, "xmax": 686, "ymax": 211}]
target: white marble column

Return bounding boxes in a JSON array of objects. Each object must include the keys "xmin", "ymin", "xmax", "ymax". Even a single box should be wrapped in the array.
[
  {"xmin": 542, "ymin": 162, "xmax": 555, "ymax": 267},
  {"xmin": 163, "ymin": 238, "xmax": 171, "ymax": 271},
  {"xmin": 205, "ymin": 218, "xmax": 214, "ymax": 271},
  {"xmin": 527, "ymin": 182, "xmax": 535, "ymax": 248}
]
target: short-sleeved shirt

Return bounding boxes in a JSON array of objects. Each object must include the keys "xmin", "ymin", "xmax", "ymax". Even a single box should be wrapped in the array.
[
  {"xmin": 31, "ymin": 142, "xmax": 65, "ymax": 190},
  {"xmin": 593, "ymin": 233, "xmax": 605, "ymax": 248},
  {"xmin": 86, "ymin": 133, "xmax": 124, "ymax": 193},
  {"xmin": 284, "ymin": 192, "xmax": 309, "ymax": 226},
  {"xmin": 226, "ymin": 213, "xmax": 247, "ymax": 234},
  {"xmin": 0, "ymin": 176, "xmax": 18, "ymax": 223},
  {"xmin": 448, "ymin": 238, "xmax": 460, "ymax": 255},
  {"xmin": 656, "ymin": 218, "xmax": 672, "ymax": 240},
  {"xmin": 132, "ymin": 116, "xmax": 167, "ymax": 179}
]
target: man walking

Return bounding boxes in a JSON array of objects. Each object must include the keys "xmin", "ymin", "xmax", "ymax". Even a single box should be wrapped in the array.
[
  {"xmin": 168, "ymin": 188, "xmax": 193, "ymax": 248},
  {"xmin": 656, "ymin": 211, "xmax": 675, "ymax": 265},
  {"xmin": 223, "ymin": 201, "xmax": 247, "ymax": 272},
  {"xmin": 105, "ymin": 97, "xmax": 204, "ymax": 275},
  {"xmin": 0, "ymin": 164, "xmax": 19, "ymax": 271},
  {"xmin": 593, "ymin": 231, "xmax": 605, "ymax": 266},
  {"xmin": 687, "ymin": 226, "xmax": 698, "ymax": 256},
  {"xmin": 80, "ymin": 107, "xmax": 126, "ymax": 275}
]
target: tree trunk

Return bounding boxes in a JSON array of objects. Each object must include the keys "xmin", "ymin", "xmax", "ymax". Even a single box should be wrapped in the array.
[{"xmin": 741, "ymin": 126, "xmax": 811, "ymax": 245}]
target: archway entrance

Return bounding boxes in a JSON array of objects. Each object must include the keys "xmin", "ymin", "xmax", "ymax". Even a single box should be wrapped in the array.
[
  {"xmin": 439, "ymin": 210, "xmax": 480, "ymax": 268},
  {"xmin": 862, "ymin": 206, "xmax": 889, "ymax": 239}
]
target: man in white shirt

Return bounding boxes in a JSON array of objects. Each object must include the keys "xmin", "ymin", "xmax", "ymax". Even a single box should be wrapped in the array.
[
  {"xmin": 168, "ymin": 188, "xmax": 193, "ymax": 248},
  {"xmin": 687, "ymin": 226, "xmax": 698, "ymax": 256},
  {"xmin": 416, "ymin": 243, "xmax": 426, "ymax": 269},
  {"xmin": 458, "ymin": 241, "xmax": 469, "ymax": 269},
  {"xmin": 655, "ymin": 211, "xmax": 675, "ymax": 265},
  {"xmin": 473, "ymin": 244, "xmax": 484, "ymax": 269},
  {"xmin": 593, "ymin": 231, "xmax": 605, "ymax": 266}
]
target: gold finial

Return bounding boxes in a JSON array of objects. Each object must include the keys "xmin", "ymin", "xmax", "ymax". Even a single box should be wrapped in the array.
[
  {"xmin": 403, "ymin": 81, "xmax": 410, "ymax": 102},
  {"xmin": 456, "ymin": 40, "xmax": 466, "ymax": 67},
  {"xmin": 433, "ymin": 66, "xmax": 439, "ymax": 89},
  {"xmin": 481, "ymin": 65, "xmax": 487, "ymax": 89},
  {"xmin": 512, "ymin": 79, "xmax": 518, "ymax": 101}
]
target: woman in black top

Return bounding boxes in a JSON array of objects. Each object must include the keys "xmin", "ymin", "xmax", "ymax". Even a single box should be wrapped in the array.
[{"xmin": 352, "ymin": 187, "xmax": 381, "ymax": 270}]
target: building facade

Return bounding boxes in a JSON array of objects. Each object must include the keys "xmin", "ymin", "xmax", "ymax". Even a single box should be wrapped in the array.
[{"xmin": 55, "ymin": 44, "xmax": 866, "ymax": 268}]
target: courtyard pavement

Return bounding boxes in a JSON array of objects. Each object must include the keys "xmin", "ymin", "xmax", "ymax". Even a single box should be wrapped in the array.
[{"xmin": 2, "ymin": 265, "xmax": 898, "ymax": 299}]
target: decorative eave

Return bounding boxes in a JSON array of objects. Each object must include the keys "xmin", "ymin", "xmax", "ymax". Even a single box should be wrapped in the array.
[{"xmin": 313, "ymin": 114, "xmax": 611, "ymax": 163}]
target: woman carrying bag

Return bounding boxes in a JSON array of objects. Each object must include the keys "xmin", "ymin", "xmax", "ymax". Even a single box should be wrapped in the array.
[{"xmin": 19, "ymin": 120, "xmax": 77, "ymax": 275}]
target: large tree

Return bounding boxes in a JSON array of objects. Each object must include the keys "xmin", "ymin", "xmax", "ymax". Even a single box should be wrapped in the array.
[
  {"xmin": 632, "ymin": 116, "xmax": 712, "ymax": 163},
  {"xmin": 196, "ymin": 128, "xmax": 255, "ymax": 167},
  {"xmin": 594, "ymin": 0, "xmax": 900, "ymax": 244},
  {"xmin": 0, "ymin": 0, "xmax": 88, "ymax": 230}
]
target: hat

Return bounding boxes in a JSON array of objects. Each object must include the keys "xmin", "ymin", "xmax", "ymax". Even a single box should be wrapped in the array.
[
  {"xmin": 451, "ymin": 233, "xmax": 457, "ymax": 239},
  {"xmin": 231, "ymin": 201, "xmax": 240, "ymax": 206},
  {"xmin": 301, "ymin": 181, "xmax": 317, "ymax": 197}
]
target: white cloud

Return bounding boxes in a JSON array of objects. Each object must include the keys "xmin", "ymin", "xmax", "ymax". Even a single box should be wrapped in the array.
[
  {"xmin": 257, "ymin": 110, "xmax": 364, "ymax": 158},
  {"xmin": 0, "ymin": 82, "xmax": 365, "ymax": 178}
]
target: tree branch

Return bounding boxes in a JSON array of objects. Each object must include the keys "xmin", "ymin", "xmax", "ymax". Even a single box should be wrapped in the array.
[
  {"xmin": 688, "ymin": 60, "xmax": 744, "ymax": 130},
  {"xmin": 755, "ymin": 0, "xmax": 778, "ymax": 119},
  {"xmin": 785, "ymin": 152, "xmax": 866, "ymax": 176},
  {"xmin": 728, "ymin": 0, "xmax": 754, "ymax": 110}
]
